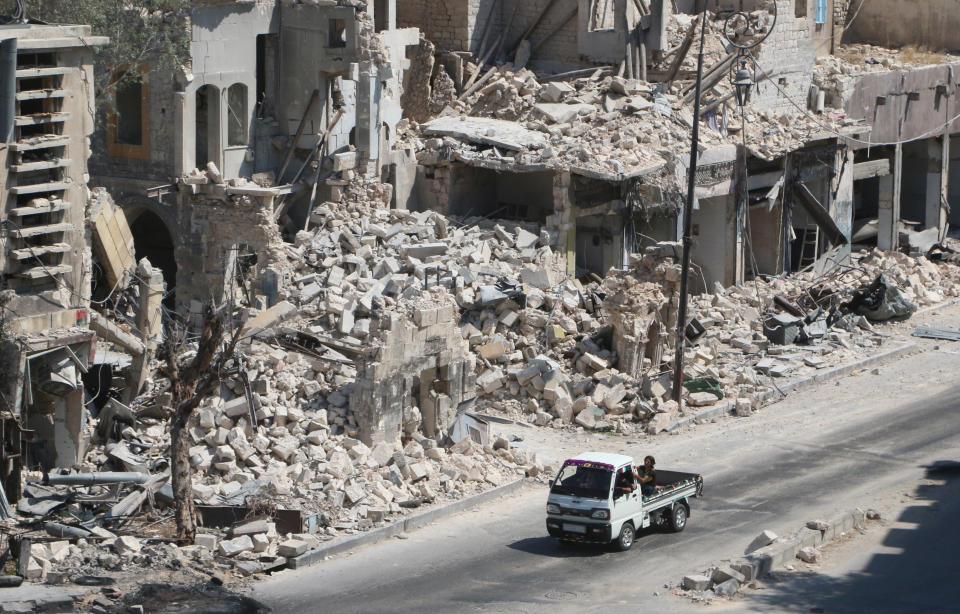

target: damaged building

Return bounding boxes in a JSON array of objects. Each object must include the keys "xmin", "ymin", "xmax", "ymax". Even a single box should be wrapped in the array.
[
  {"xmin": 4, "ymin": 0, "xmax": 960, "ymax": 590},
  {"xmin": 0, "ymin": 23, "xmax": 108, "ymax": 504}
]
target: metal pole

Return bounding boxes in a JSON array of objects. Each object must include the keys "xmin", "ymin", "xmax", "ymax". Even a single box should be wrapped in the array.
[{"xmin": 671, "ymin": 6, "xmax": 709, "ymax": 407}]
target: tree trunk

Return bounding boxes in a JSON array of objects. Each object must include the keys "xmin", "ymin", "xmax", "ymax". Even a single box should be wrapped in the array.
[{"xmin": 171, "ymin": 409, "xmax": 196, "ymax": 544}]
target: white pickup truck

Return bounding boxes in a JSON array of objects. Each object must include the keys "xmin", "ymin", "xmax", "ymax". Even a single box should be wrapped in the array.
[{"xmin": 545, "ymin": 452, "xmax": 703, "ymax": 550}]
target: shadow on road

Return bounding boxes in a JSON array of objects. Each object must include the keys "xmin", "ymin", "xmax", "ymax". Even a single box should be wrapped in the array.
[
  {"xmin": 735, "ymin": 460, "xmax": 960, "ymax": 614},
  {"xmin": 506, "ymin": 536, "xmax": 608, "ymax": 558}
]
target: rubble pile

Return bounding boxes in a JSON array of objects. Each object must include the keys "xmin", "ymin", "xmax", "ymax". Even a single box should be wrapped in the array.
[
  {"xmin": 598, "ymin": 243, "xmax": 960, "ymax": 432},
  {"xmin": 814, "ymin": 44, "xmax": 960, "ymax": 109}
]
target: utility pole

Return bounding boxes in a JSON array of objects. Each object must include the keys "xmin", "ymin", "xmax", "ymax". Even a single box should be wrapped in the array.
[{"xmin": 671, "ymin": 5, "xmax": 709, "ymax": 408}]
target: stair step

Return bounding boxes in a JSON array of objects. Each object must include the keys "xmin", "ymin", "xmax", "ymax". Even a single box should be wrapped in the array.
[
  {"xmin": 15, "ymin": 264, "xmax": 72, "ymax": 279},
  {"xmin": 10, "ymin": 181, "xmax": 70, "ymax": 195},
  {"xmin": 15, "ymin": 67, "xmax": 71, "ymax": 78},
  {"xmin": 9, "ymin": 199, "xmax": 70, "ymax": 216},
  {"xmin": 10, "ymin": 222, "xmax": 73, "ymax": 238},
  {"xmin": 16, "ymin": 89, "xmax": 71, "ymax": 101},
  {"xmin": 11, "ymin": 158, "xmax": 71, "ymax": 172},
  {"xmin": 10, "ymin": 242, "xmax": 71, "ymax": 260},
  {"xmin": 10, "ymin": 135, "xmax": 70, "ymax": 151},
  {"xmin": 15, "ymin": 112, "xmax": 70, "ymax": 126}
]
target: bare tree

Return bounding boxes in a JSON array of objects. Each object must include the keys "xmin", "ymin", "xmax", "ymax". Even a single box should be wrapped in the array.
[{"xmin": 163, "ymin": 305, "xmax": 240, "ymax": 543}]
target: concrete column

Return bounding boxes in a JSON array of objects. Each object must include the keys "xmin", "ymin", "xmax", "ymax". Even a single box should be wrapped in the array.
[
  {"xmin": 924, "ymin": 137, "xmax": 946, "ymax": 233},
  {"xmin": 939, "ymin": 134, "xmax": 951, "ymax": 240},
  {"xmin": 878, "ymin": 144, "xmax": 902, "ymax": 251}
]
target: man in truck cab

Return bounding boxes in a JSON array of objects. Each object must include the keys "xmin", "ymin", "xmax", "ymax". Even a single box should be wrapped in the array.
[{"xmin": 614, "ymin": 467, "xmax": 636, "ymax": 497}]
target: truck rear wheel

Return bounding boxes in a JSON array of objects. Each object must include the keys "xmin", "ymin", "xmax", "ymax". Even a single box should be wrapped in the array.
[
  {"xmin": 616, "ymin": 523, "xmax": 635, "ymax": 551},
  {"xmin": 670, "ymin": 503, "xmax": 687, "ymax": 532}
]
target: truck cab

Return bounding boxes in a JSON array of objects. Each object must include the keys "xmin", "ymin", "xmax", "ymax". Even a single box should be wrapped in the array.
[{"xmin": 545, "ymin": 452, "xmax": 702, "ymax": 550}]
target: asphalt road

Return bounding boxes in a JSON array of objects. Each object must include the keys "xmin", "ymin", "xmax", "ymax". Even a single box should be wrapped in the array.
[{"xmin": 253, "ymin": 345, "xmax": 960, "ymax": 614}]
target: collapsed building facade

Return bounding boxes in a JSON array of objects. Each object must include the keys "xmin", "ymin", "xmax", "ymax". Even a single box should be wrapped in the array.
[{"xmin": 2, "ymin": 0, "xmax": 960, "ymax": 587}]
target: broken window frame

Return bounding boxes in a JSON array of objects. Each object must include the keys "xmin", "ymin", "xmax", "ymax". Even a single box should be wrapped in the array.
[
  {"xmin": 106, "ymin": 65, "xmax": 150, "ymax": 160},
  {"xmin": 226, "ymin": 82, "xmax": 249, "ymax": 147}
]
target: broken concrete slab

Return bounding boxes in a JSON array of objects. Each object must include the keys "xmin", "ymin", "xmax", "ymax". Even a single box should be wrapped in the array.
[{"xmin": 421, "ymin": 116, "xmax": 547, "ymax": 151}]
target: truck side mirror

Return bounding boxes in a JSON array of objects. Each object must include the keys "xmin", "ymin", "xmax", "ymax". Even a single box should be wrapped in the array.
[{"xmin": 548, "ymin": 479, "xmax": 554, "ymax": 487}]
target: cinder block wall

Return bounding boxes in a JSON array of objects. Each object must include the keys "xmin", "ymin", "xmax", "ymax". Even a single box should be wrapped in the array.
[{"xmin": 751, "ymin": 0, "xmax": 815, "ymax": 114}]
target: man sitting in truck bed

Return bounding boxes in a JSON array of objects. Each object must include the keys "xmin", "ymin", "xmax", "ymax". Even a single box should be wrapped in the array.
[{"xmin": 638, "ymin": 455, "xmax": 662, "ymax": 496}]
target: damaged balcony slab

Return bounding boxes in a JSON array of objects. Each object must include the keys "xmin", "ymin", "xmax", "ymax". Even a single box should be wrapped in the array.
[{"xmin": 421, "ymin": 116, "xmax": 548, "ymax": 151}]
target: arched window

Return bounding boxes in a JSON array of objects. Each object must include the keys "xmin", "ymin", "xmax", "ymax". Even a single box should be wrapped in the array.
[
  {"xmin": 227, "ymin": 83, "xmax": 248, "ymax": 146},
  {"xmin": 196, "ymin": 84, "xmax": 220, "ymax": 166}
]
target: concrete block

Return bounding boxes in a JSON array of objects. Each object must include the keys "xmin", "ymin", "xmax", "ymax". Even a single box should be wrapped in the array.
[
  {"xmin": 687, "ymin": 391, "xmax": 719, "ymax": 407},
  {"xmin": 745, "ymin": 529, "xmax": 777, "ymax": 554},
  {"xmin": 194, "ymin": 534, "xmax": 218, "ymax": 549},
  {"xmin": 711, "ymin": 566, "xmax": 745, "ymax": 584},
  {"xmin": 797, "ymin": 546, "xmax": 821, "ymax": 563},
  {"xmin": 223, "ymin": 397, "xmax": 250, "ymax": 417},
  {"xmin": 682, "ymin": 574, "xmax": 712, "ymax": 591},
  {"xmin": 218, "ymin": 535, "xmax": 254, "ymax": 556},
  {"xmin": 278, "ymin": 539, "xmax": 310, "ymax": 557},
  {"xmin": 542, "ymin": 81, "xmax": 574, "ymax": 103}
]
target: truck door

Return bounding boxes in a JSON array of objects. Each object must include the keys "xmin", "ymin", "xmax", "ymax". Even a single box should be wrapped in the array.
[{"xmin": 612, "ymin": 466, "xmax": 643, "ymax": 524}]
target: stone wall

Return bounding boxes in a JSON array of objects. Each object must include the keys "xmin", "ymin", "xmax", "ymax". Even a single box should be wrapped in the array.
[
  {"xmin": 173, "ymin": 187, "xmax": 288, "ymax": 316},
  {"xmin": 350, "ymin": 295, "xmax": 476, "ymax": 445},
  {"xmin": 751, "ymin": 0, "xmax": 815, "ymax": 114}
]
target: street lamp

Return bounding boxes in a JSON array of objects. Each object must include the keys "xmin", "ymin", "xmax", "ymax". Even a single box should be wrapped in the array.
[
  {"xmin": 671, "ymin": 3, "xmax": 776, "ymax": 409},
  {"xmin": 732, "ymin": 59, "xmax": 755, "ymax": 108}
]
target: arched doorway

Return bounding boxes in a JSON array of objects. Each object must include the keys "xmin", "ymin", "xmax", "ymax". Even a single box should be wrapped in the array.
[{"xmin": 129, "ymin": 209, "xmax": 177, "ymax": 309}]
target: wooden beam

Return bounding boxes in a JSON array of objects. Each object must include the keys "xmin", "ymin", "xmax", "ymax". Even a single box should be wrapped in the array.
[
  {"xmin": 795, "ymin": 183, "xmax": 847, "ymax": 246},
  {"xmin": 509, "ymin": 0, "xmax": 560, "ymax": 56}
]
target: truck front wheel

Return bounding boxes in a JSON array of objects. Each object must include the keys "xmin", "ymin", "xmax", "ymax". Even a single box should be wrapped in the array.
[
  {"xmin": 670, "ymin": 503, "xmax": 688, "ymax": 532},
  {"xmin": 616, "ymin": 523, "xmax": 635, "ymax": 551}
]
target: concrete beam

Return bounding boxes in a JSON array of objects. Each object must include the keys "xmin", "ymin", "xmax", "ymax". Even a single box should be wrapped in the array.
[
  {"xmin": 852, "ymin": 159, "xmax": 891, "ymax": 181},
  {"xmin": 89, "ymin": 311, "xmax": 144, "ymax": 356}
]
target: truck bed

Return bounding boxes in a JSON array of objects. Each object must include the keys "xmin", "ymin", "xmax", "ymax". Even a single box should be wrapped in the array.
[{"xmin": 641, "ymin": 469, "xmax": 703, "ymax": 509}]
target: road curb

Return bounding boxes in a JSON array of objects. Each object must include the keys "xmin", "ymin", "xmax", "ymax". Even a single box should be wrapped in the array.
[
  {"xmin": 915, "ymin": 297, "xmax": 960, "ymax": 316},
  {"xmin": 681, "ymin": 507, "xmax": 869, "ymax": 592},
  {"xmin": 739, "ymin": 507, "xmax": 867, "ymax": 579},
  {"xmin": 288, "ymin": 478, "xmax": 527, "ymax": 569},
  {"xmin": 667, "ymin": 342, "xmax": 919, "ymax": 432}
]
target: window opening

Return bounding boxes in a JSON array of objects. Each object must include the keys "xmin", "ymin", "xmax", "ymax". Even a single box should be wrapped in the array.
[
  {"xmin": 329, "ymin": 19, "xmax": 347, "ymax": 48},
  {"xmin": 195, "ymin": 84, "xmax": 219, "ymax": 166},
  {"xmin": 115, "ymin": 77, "xmax": 143, "ymax": 146},
  {"xmin": 795, "ymin": 0, "xmax": 807, "ymax": 18},
  {"xmin": 227, "ymin": 83, "xmax": 248, "ymax": 146},
  {"xmin": 374, "ymin": 0, "xmax": 388, "ymax": 32}
]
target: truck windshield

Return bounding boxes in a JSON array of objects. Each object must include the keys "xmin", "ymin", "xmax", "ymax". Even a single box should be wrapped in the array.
[{"xmin": 550, "ymin": 463, "xmax": 611, "ymax": 500}]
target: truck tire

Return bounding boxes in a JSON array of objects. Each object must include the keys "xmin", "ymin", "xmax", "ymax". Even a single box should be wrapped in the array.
[
  {"xmin": 616, "ymin": 523, "xmax": 635, "ymax": 551},
  {"xmin": 669, "ymin": 503, "xmax": 688, "ymax": 532}
]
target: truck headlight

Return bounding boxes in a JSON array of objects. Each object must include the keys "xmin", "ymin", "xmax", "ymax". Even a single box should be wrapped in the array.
[
  {"xmin": 546, "ymin": 504, "xmax": 560, "ymax": 514},
  {"xmin": 591, "ymin": 509, "xmax": 610, "ymax": 520}
]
